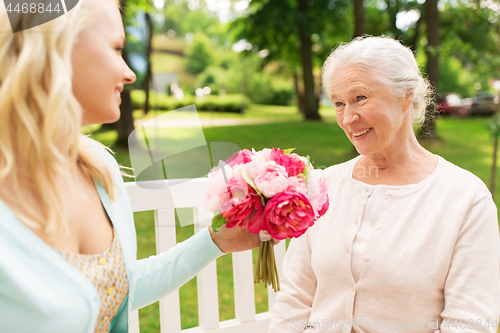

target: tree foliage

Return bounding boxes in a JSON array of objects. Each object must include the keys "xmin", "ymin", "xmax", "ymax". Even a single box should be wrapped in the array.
[
  {"xmin": 110, "ymin": 0, "xmax": 156, "ymax": 147},
  {"xmin": 440, "ymin": 1, "xmax": 500, "ymax": 91},
  {"xmin": 231, "ymin": 0, "xmax": 351, "ymax": 120},
  {"xmin": 184, "ymin": 34, "xmax": 214, "ymax": 75}
]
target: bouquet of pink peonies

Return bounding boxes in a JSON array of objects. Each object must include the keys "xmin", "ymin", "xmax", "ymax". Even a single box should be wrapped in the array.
[{"xmin": 204, "ymin": 148, "xmax": 329, "ymax": 291}]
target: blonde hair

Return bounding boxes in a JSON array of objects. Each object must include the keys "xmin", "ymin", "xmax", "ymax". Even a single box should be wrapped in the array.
[
  {"xmin": 322, "ymin": 36, "xmax": 433, "ymax": 127},
  {"xmin": 0, "ymin": 0, "xmax": 124, "ymax": 243}
]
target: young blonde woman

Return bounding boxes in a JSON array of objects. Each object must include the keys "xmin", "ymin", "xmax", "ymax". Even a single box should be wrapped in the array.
[{"xmin": 0, "ymin": 1, "xmax": 266, "ymax": 332}]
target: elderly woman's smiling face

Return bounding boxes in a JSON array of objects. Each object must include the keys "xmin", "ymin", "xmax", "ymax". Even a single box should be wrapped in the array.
[{"xmin": 330, "ymin": 65, "xmax": 412, "ymax": 157}]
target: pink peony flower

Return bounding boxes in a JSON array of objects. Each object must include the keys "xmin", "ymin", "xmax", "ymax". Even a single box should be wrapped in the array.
[
  {"xmin": 307, "ymin": 169, "xmax": 330, "ymax": 217},
  {"xmin": 243, "ymin": 159, "xmax": 267, "ymax": 181},
  {"xmin": 222, "ymin": 186, "xmax": 265, "ymax": 234},
  {"xmin": 269, "ymin": 148, "xmax": 306, "ymax": 176},
  {"xmin": 218, "ymin": 171, "xmax": 248, "ymax": 214},
  {"xmin": 225, "ymin": 149, "xmax": 254, "ymax": 168},
  {"xmin": 254, "ymin": 161, "xmax": 289, "ymax": 199},
  {"xmin": 317, "ymin": 198, "xmax": 329, "ymax": 217},
  {"xmin": 204, "ymin": 147, "xmax": 330, "ymax": 242},
  {"xmin": 263, "ymin": 191, "xmax": 315, "ymax": 240},
  {"xmin": 253, "ymin": 148, "xmax": 273, "ymax": 161},
  {"xmin": 286, "ymin": 176, "xmax": 307, "ymax": 195},
  {"xmin": 205, "ymin": 163, "xmax": 235, "ymax": 212}
]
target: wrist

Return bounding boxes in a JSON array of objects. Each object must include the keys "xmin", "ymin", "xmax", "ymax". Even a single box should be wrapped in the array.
[{"xmin": 209, "ymin": 226, "xmax": 227, "ymax": 253}]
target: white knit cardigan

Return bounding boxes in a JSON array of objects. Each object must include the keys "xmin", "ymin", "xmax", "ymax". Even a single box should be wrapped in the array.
[{"xmin": 269, "ymin": 155, "xmax": 500, "ymax": 333}]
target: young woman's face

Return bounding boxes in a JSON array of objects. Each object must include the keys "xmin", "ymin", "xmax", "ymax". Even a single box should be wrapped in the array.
[
  {"xmin": 329, "ymin": 65, "xmax": 411, "ymax": 157},
  {"xmin": 72, "ymin": 1, "xmax": 136, "ymax": 126}
]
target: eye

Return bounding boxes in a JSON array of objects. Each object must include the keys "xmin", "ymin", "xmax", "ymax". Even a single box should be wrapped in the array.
[
  {"xmin": 357, "ymin": 95, "xmax": 367, "ymax": 102},
  {"xmin": 335, "ymin": 102, "xmax": 344, "ymax": 108}
]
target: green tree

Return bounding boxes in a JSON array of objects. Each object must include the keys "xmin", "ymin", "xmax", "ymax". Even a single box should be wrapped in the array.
[
  {"xmin": 108, "ymin": 0, "xmax": 155, "ymax": 148},
  {"xmin": 232, "ymin": 0, "xmax": 350, "ymax": 121},
  {"xmin": 440, "ymin": 1, "xmax": 500, "ymax": 93},
  {"xmin": 160, "ymin": 0, "xmax": 227, "ymax": 46},
  {"xmin": 184, "ymin": 33, "xmax": 214, "ymax": 75}
]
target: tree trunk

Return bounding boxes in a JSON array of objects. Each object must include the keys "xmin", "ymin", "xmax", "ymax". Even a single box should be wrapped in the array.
[
  {"xmin": 353, "ymin": 0, "xmax": 366, "ymax": 38},
  {"xmin": 385, "ymin": 0, "xmax": 401, "ymax": 39},
  {"xmin": 143, "ymin": 12, "xmax": 153, "ymax": 115},
  {"xmin": 490, "ymin": 135, "xmax": 498, "ymax": 201},
  {"xmin": 420, "ymin": 0, "xmax": 440, "ymax": 138},
  {"xmin": 297, "ymin": 0, "xmax": 321, "ymax": 121},
  {"xmin": 409, "ymin": 14, "xmax": 423, "ymax": 53},
  {"xmin": 293, "ymin": 71, "xmax": 305, "ymax": 115},
  {"xmin": 314, "ymin": 72, "xmax": 321, "ymax": 111},
  {"xmin": 109, "ymin": 0, "xmax": 135, "ymax": 148},
  {"xmin": 115, "ymin": 88, "xmax": 135, "ymax": 148}
]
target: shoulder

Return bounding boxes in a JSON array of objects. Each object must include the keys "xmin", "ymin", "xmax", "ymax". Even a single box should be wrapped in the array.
[
  {"xmin": 81, "ymin": 135, "xmax": 121, "ymax": 172},
  {"xmin": 321, "ymin": 155, "xmax": 359, "ymax": 184},
  {"xmin": 437, "ymin": 156, "xmax": 490, "ymax": 198},
  {"xmin": 80, "ymin": 135, "xmax": 128, "ymax": 192}
]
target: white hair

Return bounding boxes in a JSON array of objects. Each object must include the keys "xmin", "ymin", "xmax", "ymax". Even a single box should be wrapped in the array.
[{"xmin": 321, "ymin": 36, "xmax": 433, "ymax": 127}]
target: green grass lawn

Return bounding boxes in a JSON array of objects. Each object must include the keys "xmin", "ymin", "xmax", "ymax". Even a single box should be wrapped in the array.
[{"xmin": 83, "ymin": 111, "xmax": 500, "ymax": 332}]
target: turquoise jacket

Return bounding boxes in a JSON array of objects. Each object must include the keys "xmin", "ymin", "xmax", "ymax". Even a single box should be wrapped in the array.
[{"xmin": 0, "ymin": 141, "xmax": 224, "ymax": 332}]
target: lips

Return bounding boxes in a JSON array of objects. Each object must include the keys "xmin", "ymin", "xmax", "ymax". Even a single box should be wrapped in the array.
[{"xmin": 114, "ymin": 86, "xmax": 123, "ymax": 100}]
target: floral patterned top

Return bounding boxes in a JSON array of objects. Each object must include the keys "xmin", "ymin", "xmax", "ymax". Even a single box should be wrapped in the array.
[{"xmin": 57, "ymin": 227, "xmax": 128, "ymax": 333}]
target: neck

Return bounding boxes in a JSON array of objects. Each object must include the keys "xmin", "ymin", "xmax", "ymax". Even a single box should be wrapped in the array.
[{"xmin": 362, "ymin": 120, "xmax": 432, "ymax": 172}]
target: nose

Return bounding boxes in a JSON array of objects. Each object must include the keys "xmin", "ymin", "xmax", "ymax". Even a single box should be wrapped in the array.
[
  {"xmin": 124, "ymin": 63, "xmax": 137, "ymax": 85},
  {"xmin": 342, "ymin": 105, "xmax": 360, "ymax": 128}
]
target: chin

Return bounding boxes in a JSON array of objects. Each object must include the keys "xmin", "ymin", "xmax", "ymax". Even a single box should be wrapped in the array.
[
  {"xmin": 352, "ymin": 145, "xmax": 370, "ymax": 156},
  {"xmin": 105, "ymin": 107, "xmax": 121, "ymax": 124},
  {"xmin": 96, "ymin": 116, "xmax": 120, "ymax": 125}
]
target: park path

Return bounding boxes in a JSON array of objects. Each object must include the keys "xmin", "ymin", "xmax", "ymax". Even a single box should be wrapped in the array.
[{"xmin": 134, "ymin": 117, "xmax": 291, "ymax": 128}]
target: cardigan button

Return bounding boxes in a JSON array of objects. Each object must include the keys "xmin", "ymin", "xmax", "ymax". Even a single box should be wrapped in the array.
[
  {"xmin": 385, "ymin": 190, "xmax": 392, "ymax": 196},
  {"xmin": 363, "ymin": 255, "xmax": 369, "ymax": 261},
  {"xmin": 376, "ymin": 225, "xmax": 381, "ymax": 230}
]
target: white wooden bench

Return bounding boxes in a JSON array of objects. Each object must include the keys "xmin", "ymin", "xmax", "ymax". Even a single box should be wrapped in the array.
[{"xmin": 124, "ymin": 178, "xmax": 287, "ymax": 333}]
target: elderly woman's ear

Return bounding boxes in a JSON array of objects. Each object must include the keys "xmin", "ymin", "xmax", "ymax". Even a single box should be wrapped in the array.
[{"xmin": 403, "ymin": 92, "xmax": 414, "ymax": 113}]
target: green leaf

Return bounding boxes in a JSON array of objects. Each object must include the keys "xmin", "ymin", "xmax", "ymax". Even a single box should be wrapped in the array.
[
  {"xmin": 211, "ymin": 214, "xmax": 227, "ymax": 233},
  {"xmin": 282, "ymin": 148, "xmax": 296, "ymax": 154},
  {"xmin": 241, "ymin": 170, "xmax": 266, "ymax": 205}
]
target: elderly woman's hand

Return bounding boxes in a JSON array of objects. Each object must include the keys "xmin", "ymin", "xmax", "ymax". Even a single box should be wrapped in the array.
[{"xmin": 209, "ymin": 225, "xmax": 280, "ymax": 253}]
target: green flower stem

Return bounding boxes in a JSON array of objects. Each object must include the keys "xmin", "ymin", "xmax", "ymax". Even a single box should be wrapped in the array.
[
  {"xmin": 254, "ymin": 241, "xmax": 264, "ymax": 283},
  {"xmin": 254, "ymin": 240, "xmax": 280, "ymax": 292}
]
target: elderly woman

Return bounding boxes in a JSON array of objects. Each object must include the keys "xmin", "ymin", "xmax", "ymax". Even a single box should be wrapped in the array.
[{"xmin": 269, "ymin": 36, "xmax": 500, "ymax": 333}]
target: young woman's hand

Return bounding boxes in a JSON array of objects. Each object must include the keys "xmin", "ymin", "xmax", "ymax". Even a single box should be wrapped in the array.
[{"xmin": 208, "ymin": 225, "xmax": 280, "ymax": 253}]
